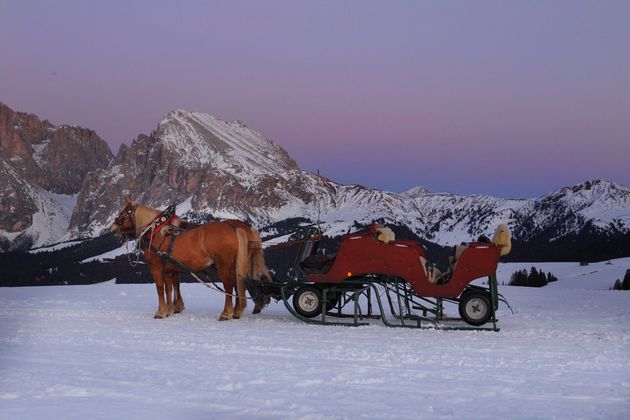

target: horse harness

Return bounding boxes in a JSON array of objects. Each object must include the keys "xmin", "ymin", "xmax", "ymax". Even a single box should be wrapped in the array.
[
  {"xmin": 130, "ymin": 205, "xmax": 248, "ymax": 298},
  {"xmin": 118, "ymin": 203, "xmax": 273, "ymax": 302}
]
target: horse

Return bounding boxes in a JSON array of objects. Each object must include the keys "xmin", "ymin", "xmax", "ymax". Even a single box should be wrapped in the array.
[{"xmin": 111, "ymin": 197, "xmax": 270, "ymax": 320}]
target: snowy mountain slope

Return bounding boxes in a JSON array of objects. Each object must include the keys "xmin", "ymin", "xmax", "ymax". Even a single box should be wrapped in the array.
[
  {"xmin": 0, "ymin": 102, "xmax": 113, "ymax": 250},
  {"xmin": 69, "ymin": 108, "xmax": 630, "ymax": 249},
  {"xmin": 399, "ymin": 185, "xmax": 431, "ymax": 198},
  {"xmin": 524, "ymin": 180, "xmax": 630, "ymax": 235},
  {"xmin": 0, "ymin": 160, "xmax": 77, "ymax": 250},
  {"xmin": 158, "ymin": 110, "xmax": 298, "ymax": 176},
  {"xmin": 497, "ymin": 257, "xmax": 630, "ymax": 290},
  {"xmin": 1, "ymin": 261, "xmax": 629, "ymax": 419}
]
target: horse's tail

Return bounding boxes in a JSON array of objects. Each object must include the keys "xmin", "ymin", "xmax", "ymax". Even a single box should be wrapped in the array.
[
  {"xmin": 235, "ymin": 227, "xmax": 249, "ymax": 310},
  {"xmin": 247, "ymin": 227, "xmax": 273, "ymax": 283}
]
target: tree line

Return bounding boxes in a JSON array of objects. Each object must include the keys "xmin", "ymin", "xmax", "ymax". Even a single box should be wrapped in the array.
[{"xmin": 508, "ymin": 267, "xmax": 558, "ymax": 287}]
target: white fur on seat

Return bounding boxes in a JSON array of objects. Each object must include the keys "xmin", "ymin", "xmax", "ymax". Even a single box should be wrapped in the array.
[
  {"xmin": 421, "ymin": 255, "xmax": 442, "ymax": 284},
  {"xmin": 420, "ymin": 256, "xmax": 429, "ymax": 277},
  {"xmin": 375, "ymin": 227, "xmax": 395, "ymax": 243},
  {"xmin": 492, "ymin": 224, "xmax": 512, "ymax": 256},
  {"xmin": 427, "ymin": 265, "xmax": 443, "ymax": 284},
  {"xmin": 448, "ymin": 244, "xmax": 468, "ymax": 271}
]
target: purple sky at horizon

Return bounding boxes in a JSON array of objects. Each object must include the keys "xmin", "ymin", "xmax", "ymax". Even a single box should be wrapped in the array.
[{"xmin": 1, "ymin": 0, "xmax": 629, "ymax": 198}]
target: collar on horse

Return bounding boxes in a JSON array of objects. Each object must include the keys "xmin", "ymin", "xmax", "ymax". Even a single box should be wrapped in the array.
[{"xmin": 144, "ymin": 203, "xmax": 178, "ymax": 240}]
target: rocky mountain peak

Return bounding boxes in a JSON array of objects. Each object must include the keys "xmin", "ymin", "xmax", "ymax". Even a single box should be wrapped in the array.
[
  {"xmin": 0, "ymin": 102, "xmax": 114, "ymax": 194},
  {"xmin": 400, "ymin": 185, "xmax": 431, "ymax": 198},
  {"xmin": 68, "ymin": 109, "xmax": 311, "ymax": 236},
  {"xmin": 546, "ymin": 179, "xmax": 629, "ymax": 208},
  {"xmin": 0, "ymin": 102, "xmax": 114, "ymax": 250},
  {"xmin": 154, "ymin": 109, "xmax": 298, "ymax": 175}
]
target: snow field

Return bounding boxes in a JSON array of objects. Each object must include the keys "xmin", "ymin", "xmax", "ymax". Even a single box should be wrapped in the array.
[{"xmin": 1, "ymin": 261, "xmax": 629, "ymax": 419}]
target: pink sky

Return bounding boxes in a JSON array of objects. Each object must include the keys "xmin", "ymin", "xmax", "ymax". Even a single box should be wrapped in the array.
[{"xmin": 1, "ymin": 1, "xmax": 628, "ymax": 197}]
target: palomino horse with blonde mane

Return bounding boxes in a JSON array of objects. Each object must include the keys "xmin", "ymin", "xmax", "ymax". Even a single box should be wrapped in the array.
[{"xmin": 111, "ymin": 197, "xmax": 271, "ymax": 320}]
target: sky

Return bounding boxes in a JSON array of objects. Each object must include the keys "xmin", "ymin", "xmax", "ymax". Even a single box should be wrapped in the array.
[{"xmin": 1, "ymin": 0, "xmax": 629, "ymax": 198}]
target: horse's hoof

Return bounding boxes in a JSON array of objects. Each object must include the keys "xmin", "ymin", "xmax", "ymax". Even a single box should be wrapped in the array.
[
  {"xmin": 218, "ymin": 314, "xmax": 231, "ymax": 321},
  {"xmin": 154, "ymin": 314, "xmax": 163, "ymax": 319},
  {"xmin": 253, "ymin": 305, "xmax": 262, "ymax": 314}
]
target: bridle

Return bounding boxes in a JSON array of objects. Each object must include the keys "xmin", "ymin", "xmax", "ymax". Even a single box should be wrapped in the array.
[
  {"xmin": 113, "ymin": 203, "xmax": 170, "ymax": 267},
  {"xmin": 113, "ymin": 204, "xmax": 139, "ymax": 240},
  {"xmin": 113, "ymin": 203, "xmax": 179, "ymax": 244}
]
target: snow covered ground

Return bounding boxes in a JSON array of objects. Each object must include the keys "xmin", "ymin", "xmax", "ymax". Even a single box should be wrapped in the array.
[{"xmin": 1, "ymin": 260, "xmax": 629, "ymax": 419}]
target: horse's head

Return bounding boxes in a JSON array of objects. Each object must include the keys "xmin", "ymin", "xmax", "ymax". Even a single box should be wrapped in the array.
[{"xmin": 111, "ymin": 197, "xmax": 138, "ymax": 241}]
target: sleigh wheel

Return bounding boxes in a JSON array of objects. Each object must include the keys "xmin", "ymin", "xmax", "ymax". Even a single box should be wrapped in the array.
[
  {"xmin": 458, "ymin": 291, "xmax": 492, "ymax": 326},
  {"xmin": 293, "ymin": 285, "xmax": 323, "ymax": 318}
]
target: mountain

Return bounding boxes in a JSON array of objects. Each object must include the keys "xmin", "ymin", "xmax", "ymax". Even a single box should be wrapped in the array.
[
  {"xmin": 400, "ymin": 186, "xmax": 431, "ymax": 198},
  {"xmin": 68, "ymin": 109, "xmax": 630, "ymax": 252},
  {"xmin": 1, "ymin": 104, "xmax": 628, "ymax": 257},
  {"xmin": 0, "ymin": 103, "xmax": 113, "ymax": 251}
]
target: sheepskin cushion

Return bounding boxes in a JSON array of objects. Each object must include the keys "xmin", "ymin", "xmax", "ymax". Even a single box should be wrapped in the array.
[
  {"xmin": 492, "ymin": 224, "xmax": 512, "ymax": 256},
  {"xmin": 375, "ymin": 227, "xmax": 396, "ymax": 243}
]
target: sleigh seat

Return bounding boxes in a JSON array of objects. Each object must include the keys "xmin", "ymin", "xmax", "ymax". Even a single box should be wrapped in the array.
[
  {"xmin": 296, "ymin": 232, "xmax": 336, "ymax": 274},
  {"xmin": 300, "ymin": 254, "xmax": 337, "ymax": 274}
]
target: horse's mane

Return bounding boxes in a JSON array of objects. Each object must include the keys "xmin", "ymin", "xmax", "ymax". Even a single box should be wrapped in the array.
[
  {"xmin": 134, "ymin": 204, "xmax": 160, "ymax": 236},
  {"xmin": 134, "ymin": 203, "xmax": 185, "ymax": 237}
]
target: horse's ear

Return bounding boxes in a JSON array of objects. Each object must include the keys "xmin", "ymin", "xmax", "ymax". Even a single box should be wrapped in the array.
[{"xmin": 124, "ymin": 195, "xmax": 133, "ymax": 205}]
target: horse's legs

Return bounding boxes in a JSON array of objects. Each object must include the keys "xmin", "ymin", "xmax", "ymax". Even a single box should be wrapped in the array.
[
  {"xmin": 233, "ymin": 228, "xmax": 249, "ymax": 319},
  {"xmin": 234, "ymin": 277, "xmax": 247, "ymax": 319},
  {"xmin": 152, "ymin": 269, "xmax": 170, "ymax": 319},
  {"xmin": 217, "ymin": 265, "xmax": 234, "ymax": 321},
  {"xmin": 235, "ymin": 292, "xmax": 245, "ymax": 319},
  {"xmin": 164, "ymin": 272, "xmax": 175, "ymax": 317},
  {"xmin": 233, "ymin": 283, "xmax": 244, "ymax": 319},
  {"xmin": 231, "ymin": 282, "xmax": 242, "ymax": 320},
  {"xmin": 173, "ymin": 273, "xmax": 185, "ymax": 314}
]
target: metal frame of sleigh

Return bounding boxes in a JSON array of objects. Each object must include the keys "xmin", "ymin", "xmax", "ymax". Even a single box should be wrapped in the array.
[{"xmin": 251, "ymin": 223, "xmax": 513, "ymax": 331}]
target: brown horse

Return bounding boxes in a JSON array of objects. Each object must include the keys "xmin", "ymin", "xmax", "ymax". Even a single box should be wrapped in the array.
[{"xmin": 111, "ymin": 198, "xmax": 270, "ymax": 320}]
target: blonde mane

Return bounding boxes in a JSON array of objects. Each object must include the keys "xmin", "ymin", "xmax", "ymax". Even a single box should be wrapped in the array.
[{"xmin": 133, "ymin": 204, "xmax": 160, "ymax": 237}]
